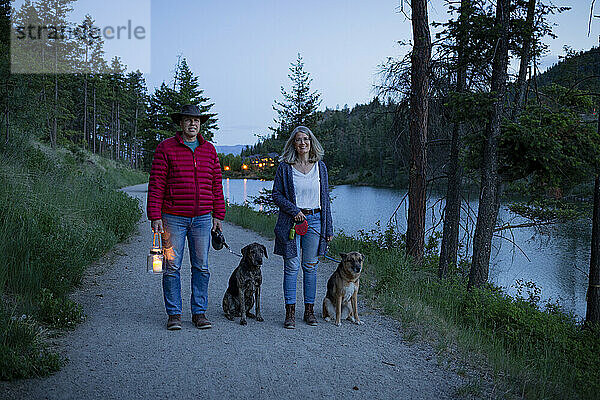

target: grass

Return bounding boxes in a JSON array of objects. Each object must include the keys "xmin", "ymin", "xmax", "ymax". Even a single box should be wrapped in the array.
[
  {"xmin": 225, "ymin": 205, "xmax": 600, "ymax": 400},
  {"xmin": 225, "ymin": 202, "xmax": 276, "ymax": 239},
  {"xmin": 0, "ymin": 135, "xmax": 146, "ymax": 380}
]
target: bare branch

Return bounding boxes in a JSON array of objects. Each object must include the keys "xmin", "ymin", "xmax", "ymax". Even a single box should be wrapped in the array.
[
  {"xmin": 589, "ymin": 0, "xmax": 597, "ymax": 37},
  {"xmin": 494, "ymin": 221, "xmax": 556, "ymax": 232},
  {"xmin": 492, "ymin": 231, "xmax": 532, "ymax": 262}
]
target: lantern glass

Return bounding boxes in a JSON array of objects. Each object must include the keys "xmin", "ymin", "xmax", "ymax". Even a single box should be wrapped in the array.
[
  {"xmin": 147, "ymin": 232, "xmax": 164, "ymax": 274},
  {"xmin": 147, "ymin": 253, "xmax": 164, "ymax": 274}
]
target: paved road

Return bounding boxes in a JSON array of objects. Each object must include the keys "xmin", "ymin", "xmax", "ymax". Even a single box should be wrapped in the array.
[{"xmin": 1, "ymin": 183, "xmax": 470, "ymax": 400}]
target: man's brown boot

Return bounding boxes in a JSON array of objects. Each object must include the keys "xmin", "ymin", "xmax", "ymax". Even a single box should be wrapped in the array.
[
  {"xmin": 303, "ymin": 303, "xmax": 318, "ymax": 326},
  {"xmin": 167, "ymin": 314, "xmax": 182, "ymax": 330},
  {"xmin": 192, "ymin": 313, "xmax": 212, "ymax": 329},
  {"xmin": 284, "ymin": 304, "xmax": 295, "ymax": 329}
]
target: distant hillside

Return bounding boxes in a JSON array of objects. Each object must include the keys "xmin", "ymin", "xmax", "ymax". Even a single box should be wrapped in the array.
[
  {"xmin": 216, "ymin": 145, "xmax": 248, "ymax": 155},
  {"xmin": 537, "ymin": 47, "xmax": 600, "ymax": 93}
]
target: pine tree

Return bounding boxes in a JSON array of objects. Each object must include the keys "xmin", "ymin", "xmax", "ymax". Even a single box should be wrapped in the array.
[
  {"xmin": 124, "ymin": 70, "xmax": 148, "ymax": 168},
  {"xmin": 272, "ymin": 53, "xmax": 321, "ymax": 138},
  {"xmin": 146, "ymin": 57, "xmax": 218, "ymax": 168},
  {"xmin": 173, "ymin": 58, "xmax": 217, "ymax": 139}
]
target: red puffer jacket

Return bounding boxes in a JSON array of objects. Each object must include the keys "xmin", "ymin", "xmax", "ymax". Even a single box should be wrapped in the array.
[{"xmin": 147, "ymin": 132, "xmax": 226, "ymax": 221}]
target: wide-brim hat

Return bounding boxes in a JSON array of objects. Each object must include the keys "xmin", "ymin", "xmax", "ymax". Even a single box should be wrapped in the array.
[{"xmin": 170, "ymin": 104, "xmax": 210, "ymax": 125}]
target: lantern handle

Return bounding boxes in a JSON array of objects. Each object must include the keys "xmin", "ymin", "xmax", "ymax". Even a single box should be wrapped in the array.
[{"xmin": 152, "ymin": 232, "xmax": 162, "ymax": 249}]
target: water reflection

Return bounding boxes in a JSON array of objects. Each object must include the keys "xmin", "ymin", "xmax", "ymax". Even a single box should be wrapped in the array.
[
  {"xmin": 222, "ymin": 178, "xmax": 591, "ymax": 317},
  {"xmin": 225, "ymin": 178, "xmax": 230, "ymax": 203}
]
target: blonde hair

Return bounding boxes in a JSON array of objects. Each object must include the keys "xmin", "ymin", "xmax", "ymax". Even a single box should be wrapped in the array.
[{"xmin": 279, "ymin": 126, "xmax": 324, "ymax": 164}]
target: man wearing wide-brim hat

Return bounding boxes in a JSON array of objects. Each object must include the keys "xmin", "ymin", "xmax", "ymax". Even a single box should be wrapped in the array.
[{"xmin": 147, "ymin": 104, "xmax": 225, "ymax": 331}]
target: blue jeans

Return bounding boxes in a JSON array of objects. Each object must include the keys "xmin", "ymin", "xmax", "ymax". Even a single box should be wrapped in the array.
[
  {"xmin": 283, "ymin": 212, "xmax": 321, "ymax": 305},
  {"xmin": 161, "ymin": 213, "xmax": 211, "ymax": 315}
]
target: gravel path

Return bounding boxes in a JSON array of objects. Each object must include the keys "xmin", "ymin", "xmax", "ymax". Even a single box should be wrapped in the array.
[{"xmin": 1, "ymin": 183, "xmax": 470, "ymax": 400}]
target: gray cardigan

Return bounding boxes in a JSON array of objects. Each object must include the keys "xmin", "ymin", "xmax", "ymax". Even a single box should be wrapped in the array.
[{"xmin": 272, "ymin": 161, "xmax": 334, "ymax": 258}]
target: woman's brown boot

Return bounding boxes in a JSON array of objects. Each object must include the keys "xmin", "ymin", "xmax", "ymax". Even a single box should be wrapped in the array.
[
  {"xmin": 284, "ymin": 304, "xmax": 296, "ymax": 329},
  {"xmin": 303, "ymin": 303, "xmax": 318, "ymax": 326}
]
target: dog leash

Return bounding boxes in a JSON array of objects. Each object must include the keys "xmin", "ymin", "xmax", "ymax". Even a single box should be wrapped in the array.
[
  {"xmin": 223, "ymin": 242, "xmax": 243, "ymax": 258},
  {"xmin": 212, "ymin": 229, "xmax": 243, "ymax": 258},
  {"xmin": 303, "ymin": 224, "xmax": 341, "ymax": 263}
]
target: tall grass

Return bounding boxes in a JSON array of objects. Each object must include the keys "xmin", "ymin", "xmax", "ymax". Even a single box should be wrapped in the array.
[
  {"xmin": 0, "ymin": 136, "xmax": 146, "ymax": 380},
  {"xmin": 226, "ymin": 205, "xmax": 599, "ymax": 399},
  {"xmin": 225, "ymin": 202, "xmax": 276, "ymax": 239}
]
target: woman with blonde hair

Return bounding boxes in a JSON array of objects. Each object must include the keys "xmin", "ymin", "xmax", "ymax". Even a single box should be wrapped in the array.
[{"xmin": 272, "ymin": 126, "xmax": 333, "ymax": 329}]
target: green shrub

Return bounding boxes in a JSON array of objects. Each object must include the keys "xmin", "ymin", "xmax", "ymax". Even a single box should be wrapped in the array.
[{"xmin": 37, "ymin": 289, "xmax": 85, "ymax": 329}]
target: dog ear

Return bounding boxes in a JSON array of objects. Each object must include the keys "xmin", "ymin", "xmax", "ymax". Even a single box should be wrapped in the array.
[
  {"xmin": 260, "ymin": 244, "xmax": 268, "ymax": 258},
  {"xmin": 339, "ymin": 253, "xmax": 347, "ymax": 260},
  {"xmin": 241, "ymin": 245, "xmax": 249, "ymax": 258}
]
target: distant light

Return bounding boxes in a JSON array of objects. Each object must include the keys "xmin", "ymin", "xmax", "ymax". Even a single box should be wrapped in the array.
[
  {"xmin": 242, "ymin": 164, "xmax": 248, "ymax": 170},
  {"xmin": 224, "ymin": 166, "xmax": 230, "ymax": 171},
  {"xmin": 258, "ymin": 163, "xmax": 263, "ymax": 168}
]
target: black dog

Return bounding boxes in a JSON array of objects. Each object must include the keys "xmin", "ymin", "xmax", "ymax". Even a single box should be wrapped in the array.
[{"xmin": 222, "ymin": 243, "xmax": 267, "ymax": 325}]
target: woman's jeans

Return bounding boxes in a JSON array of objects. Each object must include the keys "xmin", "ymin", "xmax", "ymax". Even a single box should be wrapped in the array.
[
  {"xmin": 161, "ymin": 212, "xmax": 211, "ymax": 316},
  {"xmin": 283, "ymin": 212, "xmax": 321, "ymax": 305}
]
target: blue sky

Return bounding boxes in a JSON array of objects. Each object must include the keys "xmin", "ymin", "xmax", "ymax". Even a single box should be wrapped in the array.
[{"xmin": 11, "ymin": 0, "xmax": 600, "ymax": 145}]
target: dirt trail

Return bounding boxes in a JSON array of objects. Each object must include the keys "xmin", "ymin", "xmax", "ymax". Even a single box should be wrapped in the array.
[{"xmin": 1, "ymin": 183, "xmax": 472, "ymax": 400}]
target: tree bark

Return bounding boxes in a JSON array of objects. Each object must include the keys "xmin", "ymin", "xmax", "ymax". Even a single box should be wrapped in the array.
[
  {"xmin": 111, "ymin": 98, "xmax": 115, "ymax": 159},
  {"xmin": 52, "ymin": 73, "xmax": 58, "ymax": 148},
  {"xmin": 133, "ymin": 96, "xmax": 139, "ymax": 168},
  {"xmin": 406, "ymin": 0, "xmax": 431, "ymax": 263},
  {"xmin": 83, "ymin": 75, "xmax": 88, "ymax": 147},
  {"xmin": 439, "ymin": 0, "xmax": 468, "ymax": 278},
  {"xmin": 468, "ymin": 0, "xmax": 511, "ymax": 289},
  {"xmin": 92, "ymin": 84, "xmax": 96, "ymax": 153},
  {"xmin": 586, "ymin": 114, "xmax": 600, "ymax": 327},
  {"xmin": 516, "ymin": 0, "xmax": 536, "ymax": 110},
  {"xmin": 439, "ymin": 123, "xmax": 463, "ymax": 277},
  {"xmin": 116, "ymin": 102, "xmax": 121, "ymax": 161},
  {"xmin": 3, "ymin": 81, "xmax": 9, "ymax": 146},
  {"xmin": 3, "ymin": 100, "xmax": 8, "ymax": 146}
]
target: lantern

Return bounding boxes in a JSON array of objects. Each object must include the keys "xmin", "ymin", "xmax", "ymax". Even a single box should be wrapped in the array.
[{"xmin": 147, "ymin": 232, "xmax": 164, "ymax": 274}]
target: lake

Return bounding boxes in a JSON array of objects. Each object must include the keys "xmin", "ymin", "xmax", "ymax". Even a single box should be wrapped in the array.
[{"xmin": 223, "ymin": 178, "xmax": 591, "ymax": 318}]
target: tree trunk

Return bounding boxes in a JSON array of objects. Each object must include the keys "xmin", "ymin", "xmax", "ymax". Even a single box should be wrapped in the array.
[
  {"xmin": 439, "ymin": 0, "xmax": 468, "ymax": 279},
  {"xmin": 3, "ymin": 81, "xmax": 9, "ymax": 146},
  {"xmin": 586, "ymin": 113, "xmax": 600, "ymax": 327},
  {"xmin": 406, "ymin": 0, "xmax": 431, "ymax": 263},
  {"xmin": 93, "ymin": 84, "xmax": 96, "ymax": 153},
  {"xmin": 111, "ymin": 99, "xmax": 115, "ymax": 159},
  {"xmin": 516, "ymin": 0, "xmax": 536, "ymax": 110},
  {"xmin": 51, "ymin": 18, "xmax": 58, "ymax": 148},
  {"xmin": 133, "ymin": 97, "xmax": 139, "ymax": 168},
  {"xmin": 116, "ymin": 102, "xmax": 121, "ymax": 161},
  {"xmin": 83, "ymin": 75, "xmax": 88, "ymax": 147},
  {"xmin": 468, "ymin": 0, "xmax": 511, "ymax": 289},
  {"xmin": 439, "ymin": 123, "xmax": 464, "ymax": 277},
  {"xmin": 52, "ymin": 73, "xmax": 58, "ymax": 148}
]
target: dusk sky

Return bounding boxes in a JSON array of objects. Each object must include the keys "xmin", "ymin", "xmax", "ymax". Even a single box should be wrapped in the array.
[{"xmin": 13, "ymin": 0, "xmax": 600, "ymax": 146}]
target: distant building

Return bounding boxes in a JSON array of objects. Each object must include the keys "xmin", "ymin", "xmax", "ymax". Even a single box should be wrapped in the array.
[{"xmin": 243, "ymin": 153, "xmax": 278, "ymax": 170}]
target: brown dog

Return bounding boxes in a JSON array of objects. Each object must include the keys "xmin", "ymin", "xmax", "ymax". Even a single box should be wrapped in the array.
[
  {"xmin": 322, "ymin": 252, "xmax": 364, "ymax": 326},
  {"xmin": 222, "ymin": 243, "xmax": 267, "ymax": 325}
]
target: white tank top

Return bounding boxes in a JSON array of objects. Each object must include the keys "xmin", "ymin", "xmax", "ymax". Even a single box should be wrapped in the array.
[{"xmin": 292, "ymin": 163, "xmax": 321, "ymax": 209}]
